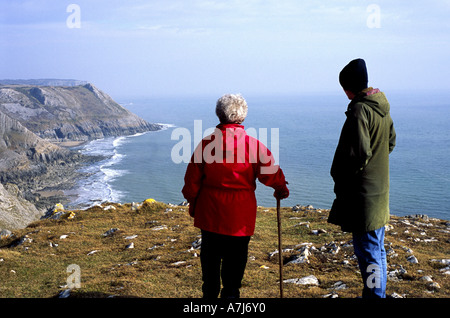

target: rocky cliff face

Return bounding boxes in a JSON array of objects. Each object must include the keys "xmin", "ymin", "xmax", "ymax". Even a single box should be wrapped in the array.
[
  {"xmin": 0, "ymin": 109, "xmax": 79, "ymax": 229},
  {"xmin": 0, "ymin": 110, "xmax": 70, "ymax": 171},
  {"xmin": 0, "ymin": 83, "xmax": 161, "ymax": 143},
  {"xmin": 0, "ymin": 182, "xmax": 42, "ymax": 231},
  {"xmin": 0, "ymin": 82, "xmax": 162, "ymax": 230}
]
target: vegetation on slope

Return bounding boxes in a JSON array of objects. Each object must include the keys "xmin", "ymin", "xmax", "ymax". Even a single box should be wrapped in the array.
[{"xmin": 0, "ymin": 200, "xmax": 448, "ymax": 298}]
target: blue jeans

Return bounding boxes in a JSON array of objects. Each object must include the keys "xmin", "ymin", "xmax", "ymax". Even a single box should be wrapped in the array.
[{"xmin": 352, "ymin": 227, "xmax": 387, "ymax": 298}]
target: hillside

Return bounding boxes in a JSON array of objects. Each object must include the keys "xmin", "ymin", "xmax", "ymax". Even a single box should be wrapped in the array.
[
  {"xmin": 0, "ymin": 81, "xmax": 162, "ymax": 230},
  {"xmin": 0, "ymin": 109, "xmax": 83, "ymax": 230},
  {"xmin": 0, "ymin": 82, "xmax": 161, "ymax": 143},
  {"xmin": 0, "ymin": 200, "xmax": 448, "ymax": 299}
]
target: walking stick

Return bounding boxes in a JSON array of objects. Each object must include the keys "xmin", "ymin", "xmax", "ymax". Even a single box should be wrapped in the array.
[{"xmin": 276, "ymin": 197, "xmax": 283, "ymax": 298}]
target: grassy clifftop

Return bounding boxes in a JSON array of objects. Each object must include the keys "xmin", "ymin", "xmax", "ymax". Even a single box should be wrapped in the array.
[{"xmin": 0, "ymin": 200, "xmax": 448, "ymax": 298}]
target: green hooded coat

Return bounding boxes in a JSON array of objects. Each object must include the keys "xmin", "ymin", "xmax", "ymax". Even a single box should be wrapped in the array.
[{"xmin": 328, "ymin": 88, "xmax": 396, "ymax": 232}]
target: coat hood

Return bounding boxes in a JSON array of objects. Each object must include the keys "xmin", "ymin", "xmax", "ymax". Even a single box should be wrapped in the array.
[{"xmin": 352, "ymin": 88, "xmax": 390, "ymax": 117}]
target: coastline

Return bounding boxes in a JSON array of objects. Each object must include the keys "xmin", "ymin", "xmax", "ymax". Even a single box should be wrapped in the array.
[
  {"xmin": 53, "ymin": 140, "xmax": 89, "ymax": 148},
  {"xmin": 0, "ymin": 81, "xmax": 165, "ymax": 231},
  {"xmin": 55, "ymin": 130, "xmax": 450, "ymax": 222},
  {"xmin": 58, "ymin": 132, "xmax": 154, "ymax": 211}
]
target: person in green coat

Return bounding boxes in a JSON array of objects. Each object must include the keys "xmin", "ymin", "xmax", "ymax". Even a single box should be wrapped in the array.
[{"xmin": 328, "ymin": 58, "xmax": 396, "ymax": 298}]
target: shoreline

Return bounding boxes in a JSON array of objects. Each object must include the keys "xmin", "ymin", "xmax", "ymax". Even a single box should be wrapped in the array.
[
  {"xmin": 52, "ymin": 135, "xmax": 130, "ymax": 211},
  {"xmin": 29, "ymin": 132, "xmax": 450, "ymax": 225},
  {"xmin": 53, "ymin": 140, "xmax": 89, "ymax": 148}
]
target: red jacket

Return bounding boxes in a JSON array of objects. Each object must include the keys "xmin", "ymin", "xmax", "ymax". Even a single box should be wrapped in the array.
[{"xmin": 182, "ymin": 123, "xmax": 287, "ymax": 236}]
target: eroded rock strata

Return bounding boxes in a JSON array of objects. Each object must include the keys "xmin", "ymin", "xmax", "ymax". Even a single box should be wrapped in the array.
[{"xmin": 0, "ymin": 81, "xmax": 161, "ymax": 230}]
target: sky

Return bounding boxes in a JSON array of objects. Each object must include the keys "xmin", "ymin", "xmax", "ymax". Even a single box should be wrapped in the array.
[{"xmin": 0, "ymin": 0, "xmax": 449, "ymax": 99}]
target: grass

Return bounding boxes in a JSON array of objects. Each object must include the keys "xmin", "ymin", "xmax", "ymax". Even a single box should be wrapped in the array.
[{"xmin": 0, "ymin": 200, "xmax": 449, "ymax": 298}]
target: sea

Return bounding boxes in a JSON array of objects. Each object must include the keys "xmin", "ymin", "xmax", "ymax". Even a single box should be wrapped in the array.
[{"xmin": 65, "ymin": 90, "xmax": 450, "ymax": 221}]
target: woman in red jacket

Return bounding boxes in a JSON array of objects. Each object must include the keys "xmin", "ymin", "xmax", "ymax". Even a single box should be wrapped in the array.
[{"xmin": 182, "ymin": 93, "xmax": 289, "ymax": 298}]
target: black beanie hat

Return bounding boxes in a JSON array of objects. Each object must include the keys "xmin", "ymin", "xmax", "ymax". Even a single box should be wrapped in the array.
[{"xmin": 339, "ymin": 58, "xmax": 368, "ymax": 93}]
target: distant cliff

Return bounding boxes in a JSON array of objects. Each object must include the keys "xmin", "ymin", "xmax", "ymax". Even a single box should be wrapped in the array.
[
  {"xmin": 0, "ymin": 81, "xmax": 162, "ymax": 230},
  {"xmin": 0, "ymin": 82, "xmax": 161, "ymax": 143},
  {"xmin": 0, "ymin": 79, "xmax": 88, "ymax": 87}
]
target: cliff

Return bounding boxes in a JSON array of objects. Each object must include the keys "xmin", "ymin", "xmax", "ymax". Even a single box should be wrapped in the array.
[
  {"xmin": 0, "ymin": 79, "xmax": 88, "ymax": 86},
  {"xmin": 0, "ymin": 81, "xmax": 162, "ymax": 230},
  {"xmin": 0, "ymin": 109, "xmax": 72, "ymax": 173},
  {"xmin": 0, "ymin": 182, "xmax": 42, "ymax": 231},
  {"xmin": 0, "ymin": 83, "xmax": 161, "ymax": 143}
]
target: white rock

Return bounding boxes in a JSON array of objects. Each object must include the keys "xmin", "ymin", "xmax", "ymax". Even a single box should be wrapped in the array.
[
  {"xmin": 287, "ymin": 255, "xmax": 309, "ymax": 264},
  {"xmin": 151, "ymin": 225, "xmax": 168, "ymax": 231},
  {"xmin": 283, "ymin": 275, "xmax": 319, "ymax": 286},
  {"xmin": 125, "ymin": 242, "xmax": 134, "ymax": 249},
  {"xmin": 294, "ymin": 242, "xmax": 314, "ymax": 248},
  {"xmin": 329, "ymin": 281, "xmax": 347, "ymax": 290},
  {"xmin": 0, "ymin": 229, "xmax": 12, "ymax": 240},
  {"xmin": 402, "ymin": 246, "xmax": 413, "ymax": 254},
  {"xmin": 427, "ymin": 282, "xmax": 441, "ymax": 291},
  {"xmin": 125, "ymin": 235, "xmax": 138, "ymax": 240},
  {"xmin": 431, "ymin": 259, "xmax": 450, "ymax": 265},
  {"xmin": 407, "ymin": 255, "xmax": 419, "ymax": 264},
  {"xmin": 323, "ymin": 241, "xmax": 340, "ymax": 255},
  {"xmin": 419, "ymin": 276, "xmax": 433, "ymax": 282},
  {"xmin": 171, "ymin": 261, "xmax": 186, "ymax": 266},
  {"xmin": 268, "ymin": 250, "xmax": 279, "ymax": 258}
]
